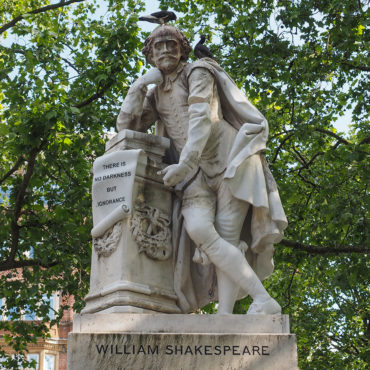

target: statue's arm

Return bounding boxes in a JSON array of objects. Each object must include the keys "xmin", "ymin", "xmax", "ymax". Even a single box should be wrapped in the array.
[
  {"xmin": 116, "ymin": 87, "xmax": 158, "ymax": 132},
  {"xmin": 116, "ymin": 68, "xmax": 163, "ymax": 132},
  {"xmin": 179, "ymin": 67, "xmax": 214, "ymax": 168}
]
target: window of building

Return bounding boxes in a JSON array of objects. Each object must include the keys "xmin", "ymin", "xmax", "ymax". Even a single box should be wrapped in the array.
[
  {"xmin": 42, "ymin": 294, "xmax": 55, "ymax": 320},
  {"xmin": 8, "ymin": 305, "xmax": 19, "ymax": 320},
  {"xmin": 1, "ymin": 293, "xmax": 58, "ymax": 321},
  {"xmin": 26, "ymin": 353, "xmax": 40, "ymax": 370},
  {"xmin": 0, "ymin": 355, "xmax": 7, "ymax": 370},
  {"xmin": 44, "ymin": 354, "xmax": 55, "ymax": 370},
  {"xmin": 24, "ymin": 304, "xmax": 37, "ymax": 321},
  {"xmin": 11, "ymin": 354, "xmax": 23, "ymax": 368}
]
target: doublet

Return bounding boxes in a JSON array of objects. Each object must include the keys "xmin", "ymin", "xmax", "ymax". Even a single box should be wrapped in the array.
[{"xmin": 117, "ymin": 61, "xmax": 237, "ymax": 178}]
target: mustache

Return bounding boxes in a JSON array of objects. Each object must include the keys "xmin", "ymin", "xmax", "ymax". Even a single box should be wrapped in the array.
[{"xmin": 158, "ymin": 53, "xmax": 178, "ymax": 60}]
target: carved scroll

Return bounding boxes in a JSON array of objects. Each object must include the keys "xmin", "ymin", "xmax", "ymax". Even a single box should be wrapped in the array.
[{"xmin": 130, "ymin": 205, "xmax": 171, "ymax": 260}]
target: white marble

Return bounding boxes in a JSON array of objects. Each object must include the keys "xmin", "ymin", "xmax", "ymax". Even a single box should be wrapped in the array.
[
  {"xmin": 68, "ymin": 332, "xmax": 298, "ymax": 370},
  {"xmin": 91, "ymin": 149, "xmax": 141, "ymax": 238},
  {"xmin": 115, "ymin": 25, "xmax": 288, "ymax": 315},
  {"xmin": 73, "ymin": 313, "xmax": 290, "ymax": 334},
  {"xmin": 83, "ymin": 131, "xmax": 179, "ymax": 315},
  {"xmin": 105, "ymin": 129, "xmax": 170, "ymax": 159}
]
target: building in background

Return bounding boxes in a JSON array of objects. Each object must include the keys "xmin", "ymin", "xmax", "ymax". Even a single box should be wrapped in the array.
[{"xmin": 0, "ymin": 286, "xmax": 74, "ymax": 370}]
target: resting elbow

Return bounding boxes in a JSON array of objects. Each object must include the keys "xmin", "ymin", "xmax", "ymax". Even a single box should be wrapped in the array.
[{"xmin": 116, "ymin": 111, "xmax": 140, "ymax": 132}]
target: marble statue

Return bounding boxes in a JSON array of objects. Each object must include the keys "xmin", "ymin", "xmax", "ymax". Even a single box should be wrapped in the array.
[{"xmin": 116, "ymin": 25, "xmax": 288, "ymax": 315}]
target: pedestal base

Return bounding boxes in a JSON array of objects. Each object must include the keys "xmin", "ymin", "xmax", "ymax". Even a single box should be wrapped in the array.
[{"xmin": 68, "ymin": 314, "xmax": 298, "ymax": 370}]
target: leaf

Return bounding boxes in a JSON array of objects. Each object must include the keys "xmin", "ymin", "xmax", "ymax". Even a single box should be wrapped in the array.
[{"xmin": 70, "ymin": 107, "xmax": 80, "ymax": 114}]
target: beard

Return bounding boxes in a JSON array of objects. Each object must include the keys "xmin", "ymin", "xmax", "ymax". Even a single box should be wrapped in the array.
[{"xmin": 155, "ymin": 54, "xmax": 180, "ymax": 74}]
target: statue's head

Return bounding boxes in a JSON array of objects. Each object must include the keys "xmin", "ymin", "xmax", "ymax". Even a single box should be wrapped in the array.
[{"xmin": 142, "ymin": 25, "xmax": 192, "ymax": 74}]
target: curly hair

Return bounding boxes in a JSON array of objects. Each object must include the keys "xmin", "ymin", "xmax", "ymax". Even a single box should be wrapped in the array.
[{"xmin": 142, "ymin": 25, "xmax": 192, "ymax": 66}]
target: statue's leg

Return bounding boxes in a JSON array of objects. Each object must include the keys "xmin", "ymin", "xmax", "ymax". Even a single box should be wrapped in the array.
[
  {"xmin": 216, "ymin": 269, "xmax": 239, "ymax": 314},
  {"xmin": 214, "ymin": 185, "xmax": 250, "ymax": 314},
  {"xmin": 181, "ymin": 172, "xmax": 236, "ymax": 313},
  {"xmin": 182, "ymin": 205, "xmax": 281, "ymax": 315}
]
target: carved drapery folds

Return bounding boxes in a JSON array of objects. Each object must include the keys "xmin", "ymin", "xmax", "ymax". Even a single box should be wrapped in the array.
[
  {"xmin": 130, "ymin": 205, "xmax": 172, "ymax": 260},
  {"xmin": 93, "ymin": 220, "xmax": 123, "ymax": 257}
]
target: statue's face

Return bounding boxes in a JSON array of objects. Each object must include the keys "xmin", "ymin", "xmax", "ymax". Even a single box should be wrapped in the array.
[{"xmin": 151, "ymin": 35, "xmax": 182, "ymax": 74}]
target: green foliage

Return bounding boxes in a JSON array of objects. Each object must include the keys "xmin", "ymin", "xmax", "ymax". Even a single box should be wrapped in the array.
[
  {"xmin": 159, "ymin": 0, "xmax": 369, "ymax": 367},
  {"xmin": 0, "ymin": 0, "xmax": 369, "ymax": 368},
  {"xmin": 0, "ymin": 0, "xmax": 145, "ymax": 368}
]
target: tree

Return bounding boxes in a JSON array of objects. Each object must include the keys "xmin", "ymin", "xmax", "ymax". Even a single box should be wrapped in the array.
[
  {"xmin": 0, "ymin": 0, "xmax": 145, "ymax": 368},
  {"xmin": 0, "ymin": 0, "xmax": 368, "ymax": 368}
]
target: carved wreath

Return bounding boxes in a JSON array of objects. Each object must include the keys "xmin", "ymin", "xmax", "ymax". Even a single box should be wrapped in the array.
[
  {"xmin": 130, "ymin": 205, "xmax": 172, "ymax": 260},
  {"xmin": 93, "ymin": 220, "xmax": 123, "ymax": 257}
]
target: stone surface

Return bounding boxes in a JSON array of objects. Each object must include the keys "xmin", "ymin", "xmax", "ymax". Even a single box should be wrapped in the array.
[
  {"xmin": 91, "ymin": 149, "xmax": 140, "ymax": 238},
  {"xmin": 72, "ymin": 313, "xmax": 290, "ymax": 334},
  {"xmin": 68, "ymin": 314, "xmax": 298, "ymax": 369},
  {"xmin": 83, "ymin": 131, "xmax": 179, "ymax": 315},
  {"xmin": 68, "ymin": 332, "xmax": 298, "ymax": 370},
  {"xmin": 105, "ymin": 129, "xmax": 170, "ymax": 159}
]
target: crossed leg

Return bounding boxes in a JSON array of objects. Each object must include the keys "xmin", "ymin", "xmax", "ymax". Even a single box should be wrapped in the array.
[
  {"xmin": 182, "ymin": 176, "xmax": 280, "ymax": 315},
  {"xmin": 214, "ymin": 181, "xmax": 249, "ymax": 313}
]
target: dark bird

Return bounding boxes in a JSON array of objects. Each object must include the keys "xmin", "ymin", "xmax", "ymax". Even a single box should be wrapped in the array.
[
  {"xmin": 194, "ymin": 35, "xmax": 215, "ymax": 60},
  {"xmin": 138, "ymin": 11, "xmax": 177, "ymax": 25}
]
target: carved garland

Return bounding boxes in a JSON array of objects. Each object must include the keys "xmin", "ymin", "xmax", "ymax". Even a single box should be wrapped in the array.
[
  {"xmin": 130, "ymin": 205, "xmax": 172, "ymax": 260},
  {"xmin": 93, "ymin": 220, "xmax": 123, "ymax": 257}
]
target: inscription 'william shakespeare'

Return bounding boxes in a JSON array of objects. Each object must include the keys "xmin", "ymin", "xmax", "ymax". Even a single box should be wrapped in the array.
[{"xmin": 96, "ymin": 344, "xmax": 270, "ymax": 356}]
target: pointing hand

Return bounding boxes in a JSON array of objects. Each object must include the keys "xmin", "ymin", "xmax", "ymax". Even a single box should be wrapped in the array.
[{"xmin": 157, "ymin": 164, "xmax": 189, "ymax": 187}]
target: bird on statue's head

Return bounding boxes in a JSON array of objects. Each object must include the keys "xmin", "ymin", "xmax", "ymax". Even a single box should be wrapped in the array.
[{"xmin": 138, "ymin": 11, "xmax": 177, "ymax": 25}]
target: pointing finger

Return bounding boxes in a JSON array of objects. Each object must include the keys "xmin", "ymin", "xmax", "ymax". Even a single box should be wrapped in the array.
[{"xmin": 157, "ymin": 167, "xmax": 168, "ymax": 176}]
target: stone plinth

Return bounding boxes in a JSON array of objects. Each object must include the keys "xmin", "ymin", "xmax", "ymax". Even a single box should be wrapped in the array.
[
  {"xmin": 68, "ymin": 314, "xmax": 298, "ymax": 370},
  {"xmin": 72, "ymin": 313, "xmax": 290, "ymax": 334},
  {"xmin": 82, "ymin": 130, "xmax": 180, "ymax": 315}
]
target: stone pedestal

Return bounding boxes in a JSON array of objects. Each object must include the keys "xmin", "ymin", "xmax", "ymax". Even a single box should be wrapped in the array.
[
  {"xmin": 82, "ymin": 130, "xmax": 180, "ymax": 315},
  {"xmin": 70, "ymin": 130, "xmax": 298, "ymax": 369},
  {"xmin": 68, "ymin": 313, "xmax": 298, "ymax": 370}
]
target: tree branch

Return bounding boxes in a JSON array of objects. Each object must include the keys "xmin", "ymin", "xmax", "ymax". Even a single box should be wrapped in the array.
[
  {"xmin": 0, "ymin": 0, "xmax": 86, "ymax": 35},
  {"xmin": 61, "ymin": 57, "xmax": 80, "ymax": 74},
  {"xmin": 306, "ymin": 151, "xmax": 324, "ymax": 167},
  {"xmin": 341, "ymin": 61, "xmax": 370, "ymax": 72},
  {"xmin": 280, "ymin": 239, "xmax": 369, "ymax": 254},
  {"xmin": 0, "ymin": 259, "xmax": 59, "ymax": 272},
  {"xmin": 8, "ymin": 148, "xmax": 40, "ymax": 264},
  {"xmin": 74, "ymin": 85, "xmax": 111, "ymax": 108},
  {"xmin": 314, "ymin": 128, "xmax": 349, "ymax": 144},
  {"xmin": 359, "ymin": 136, "xmax": 370, "ymax": 145},
  {"xmin": 272, "ymin": 133, "xmax": 294, "ymax": 163},
  {"xmin": 0, "ymin": 156, "xmax": 24, "ymax": 185},
  {"xmin": 297, "ymin": 172, "xmax": 319, "ymax": 188},
  {"xmin": 357, "ymin": 0, "xmax": 364, "ymax": 14},
  {"xmin": 283, "ymin": 266, "xmax": 298, "ymax": 309},
  {"xmin": 292, "ymin": 147, "xmax": 310, "ymax": 170}
]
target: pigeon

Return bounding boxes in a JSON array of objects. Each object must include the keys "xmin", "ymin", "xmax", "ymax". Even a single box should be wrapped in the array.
[
  {"xmin": 138, "ymin": 11, "xmax": 177, "ymax": 25},
  {"xmin": 194, "ymin": 35, "xmax": 215, "ymax": 60}
]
